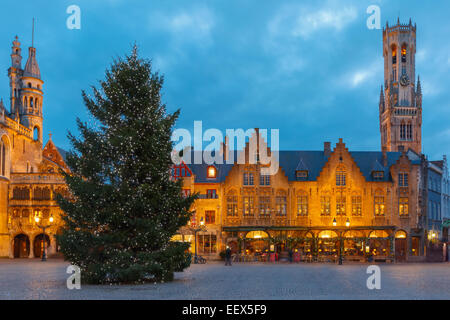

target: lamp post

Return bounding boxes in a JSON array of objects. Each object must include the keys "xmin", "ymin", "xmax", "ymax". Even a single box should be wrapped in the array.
[
  {"xmin": 34, "ymin": 213, "xmax": 54, "ymax": 261},
  {"xmin": 188, "ymin": 217, "xmax": 206, "ymax": 264},
  {"xmin": 338, "ymin": 218, "xmax": 350, "ymax": 265}
]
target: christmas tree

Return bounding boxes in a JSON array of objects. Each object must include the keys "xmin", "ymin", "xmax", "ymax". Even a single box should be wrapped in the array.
[{"xmin": 56, "ymin": 46, "xmax": 196, "ymax": 284}]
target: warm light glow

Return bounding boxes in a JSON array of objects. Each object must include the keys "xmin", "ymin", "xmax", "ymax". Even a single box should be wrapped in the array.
[
  {"xmin": 49, "ymin": 215, "xmax": 54, "ymax": 223},
  {"xmin": 34, "ymin": 215, "xmax": 39, "ymax": 223},
  {"xmin": 345, "ymin": 219, "xmax": 350, "ymax": 227},
  {"xmin": 207, "ymin": 166, "xmax": 217, "ymax": 178},
  {"xmin": 200, "ymin": 217, "xmax": 205, "ymax": 226},
  {"xmin": 332, "ymin": 218, "xmax": 337, "ymax": 227}
]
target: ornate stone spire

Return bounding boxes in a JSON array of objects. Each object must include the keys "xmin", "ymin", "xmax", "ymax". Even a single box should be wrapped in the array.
[{"xmin": 24, "ymin": 47, "xmax": 41, "ymax": 79}]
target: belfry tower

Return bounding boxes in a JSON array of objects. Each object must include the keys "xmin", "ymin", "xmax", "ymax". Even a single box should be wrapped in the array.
[
  {"xmin": 379, "ymin": 19, "xmax": 422, "ymax": 154},
  {"xmin": 7, "ymin": 32, "xmax": 44, "ymax": 144}
]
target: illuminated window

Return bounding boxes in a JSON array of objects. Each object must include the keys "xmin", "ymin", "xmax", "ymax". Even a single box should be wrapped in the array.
[
  {"xmin": 259, "ymin": 196, "xmax": 271, "ymax": 216},
  {"xmin": 181, "ymin": 189, "xmax": 191, "ymax": 198},
  {"xmin": 374, "ymin": 196, "xmax": 385, "ymax": 216},
  {"xmin": 336, "ymin": 196, "xmax": 346, "ymax": 216},
  {"xmin": 401, "ymin": 45, "xmax": 407, "ymax": 63},
  {"xmin": 227, "ymin": 195, "xmax": 238, "ymax": 216},
  {"xmin": 275, "ymin": 195, "xmax": 287, "ymax": 216},
  {"xmin": 243, "ymin": 196, "xmax": 254, "ymax": 216},
  {"xmin": 205, "ymin": 211, "xmax": 215, "ymax": 224},
  {"xmin": 320, "ymin": 196, "xmax": 331, "ymax": 216},
  {"xmin": 207, "ymin": 166, "xmax": 216, "ymax": 179},
  {"xmin": 399, "ymin": 197, "xmax": 409, "ymax": 216},
  {"xmin": 297, "ymin": 195, "xmax": 308, "ymax": 216},
  {"xmin": 351, "ymin": 196, "xmax": 362, "ymax": 216},
  {"xmin": 392, "ymin": 47, "xmax": 397, "ymax": 64}
]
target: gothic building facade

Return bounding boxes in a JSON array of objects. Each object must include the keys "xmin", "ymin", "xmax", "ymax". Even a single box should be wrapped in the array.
[
  {"xmin": 0, "ymin": 36, "xmax": 69, "ymax": 258},
  {"xmin": 174, "ymin": 20, "xmax": 431, "ymax": 262}
]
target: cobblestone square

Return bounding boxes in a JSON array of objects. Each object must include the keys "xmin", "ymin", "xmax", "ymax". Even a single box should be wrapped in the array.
[{"xmin": 0, "ymin": 259, "xmax": 448, "ymax": 300}]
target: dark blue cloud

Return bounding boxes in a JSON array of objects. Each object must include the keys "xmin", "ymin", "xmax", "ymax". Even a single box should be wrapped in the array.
[{"xmin": 0, "ymin": 0, "xmax": 449, "ymax": 160}]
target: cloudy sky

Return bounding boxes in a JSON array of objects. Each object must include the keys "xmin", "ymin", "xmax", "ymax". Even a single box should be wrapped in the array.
[{"xmin": 0, "ymin": 0, "xmax": 449, "ymax": 160}]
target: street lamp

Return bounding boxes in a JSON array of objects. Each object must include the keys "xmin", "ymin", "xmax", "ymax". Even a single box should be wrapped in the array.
[
  {"xmin": 34, "ymin": 212, "xmax": 53, "ymax": 261},
  {"xmin": 188, "ymin": 216, "xmax": 206, "ymax": 264},
  {"xmin": 332, "ymin": 218, "xmax": 337, "ymax": 227},
  {"xmin": 339, "ymin": 219, "xmax": 350, "ymax": 265}
]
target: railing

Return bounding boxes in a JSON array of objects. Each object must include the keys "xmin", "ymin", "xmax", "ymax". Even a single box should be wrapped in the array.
[
  {"xmin": 4, "ymin": 117, "xmax": 32, "ymax": 139},
  {"xmin": 225, "ymin": 218, "xmax": 299, "ymax": 227},
  {"xmin": 197, "ymin": 194, "xmax": 219, "ymax": 199},
  {"xmin": 11, "ymin": 173, "xmax": 66, "ymax": 184}
]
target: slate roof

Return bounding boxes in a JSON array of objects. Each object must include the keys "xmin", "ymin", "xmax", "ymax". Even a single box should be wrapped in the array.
[{"xmin": 181, "ymin": 149, "xmax": 422, "ymax": 183}]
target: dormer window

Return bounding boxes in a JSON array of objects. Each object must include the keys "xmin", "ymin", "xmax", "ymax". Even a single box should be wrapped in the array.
[
  {"xmin": 373, "ymin": 171, "xmax": 384, "ymax": 180},
  {"xmin": 296, "ymin": 170, "xmax": 308, "ymax": 180},
  {"xmin": 207, "ymin": 165, "xmax": 217, "ymax": 179}
]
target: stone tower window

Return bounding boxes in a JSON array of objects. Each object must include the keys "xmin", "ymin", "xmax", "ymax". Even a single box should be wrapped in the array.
[
  {"xmin": 392, "ymin": 46, "xmax": 397, "ymax": 64},
  {"xmin": 401, "ymin": 44, "xmax": 407, "ymax": 63}
]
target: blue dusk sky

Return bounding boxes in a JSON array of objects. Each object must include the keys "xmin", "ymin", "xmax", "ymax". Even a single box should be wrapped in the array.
[{"xmin": 0, "ymin": 0, "xmax": 449, "ymax": 160}]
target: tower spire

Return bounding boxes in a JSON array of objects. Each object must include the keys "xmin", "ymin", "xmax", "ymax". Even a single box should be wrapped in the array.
[{"xmin": 32, "ymin": 18, "xmax": 35, "ymax": 48}]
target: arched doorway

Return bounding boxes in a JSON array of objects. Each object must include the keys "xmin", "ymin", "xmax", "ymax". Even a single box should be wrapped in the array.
[
  {"xmin": 368, "ymin": 230, "xmax": 391, "ymax": 257},
  {"xmin": 244, "ymin": 231, "xmax": 270, "ymax": 254},
  {"xmin": 343, "ymin": 230, "xmax": 365, "ymax": 258},
  {"xmin": 13, "ymin": 234, "xmax": 30, "ymax": 258},
  {"xmin": 395, "ymin": 230, "xmax": 407, "ymax": 262},
  {"xmin": 33, "ymin": 234, "xmax": 50, "ymax": 259},
  {"xmin": 317, "ymin": 230, "xmax": 339, "ymax": 258}
]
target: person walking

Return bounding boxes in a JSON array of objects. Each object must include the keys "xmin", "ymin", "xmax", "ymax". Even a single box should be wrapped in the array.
[
  {"xmin": 225, "ymin": 246, "xmax": 232, "ymax": 266},
  {"xmin": 288, "ymin": 248, "xmax": 293, "ymax": 263}
]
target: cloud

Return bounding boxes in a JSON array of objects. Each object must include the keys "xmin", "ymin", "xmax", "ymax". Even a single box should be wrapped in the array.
[
  {"xmin": 339, "ymin": 61, "xmax": 380, "ymax": 88},
  {"xmin": 264, "ymin": 2, "xmax": 358, "ymax": 75},
  {"xmin": 149, "ymin": 7, "xmax": 215, "ymax": 46},
  {"xmin": 268, "ymin": 4, "xmax": 357, "ymax": 40}
]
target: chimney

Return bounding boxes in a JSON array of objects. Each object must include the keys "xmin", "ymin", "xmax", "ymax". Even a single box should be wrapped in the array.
[
  {"xmin": 324, "ymin": 142, "xmax": 331, "ymax": 157},
  {"xmin": 382, "ymin": 146, "xmax": 387, "ymax": 166},
  {"xmin": 222, "ymin": 136, "xmax": 230, "ymax": 162}
]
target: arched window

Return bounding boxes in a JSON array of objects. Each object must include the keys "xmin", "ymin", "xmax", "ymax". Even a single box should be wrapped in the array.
[
  {"xmin": 401, "ymin": 44, "xmax": 407, "ymax": 63},
  {"xmin": 391, "ymin": 45, "xmax": 397, "ymax": 64},
  {"xmin": 0, "ymin": 139, "xmax": 5, "ymax": 176},
  {"xmin": 12, "ymin": 187, "xmax": 30, "ymax": 200},
  {"xmin": 33, "ymin": 127, "xmax": 39, "ymax": 141}
]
